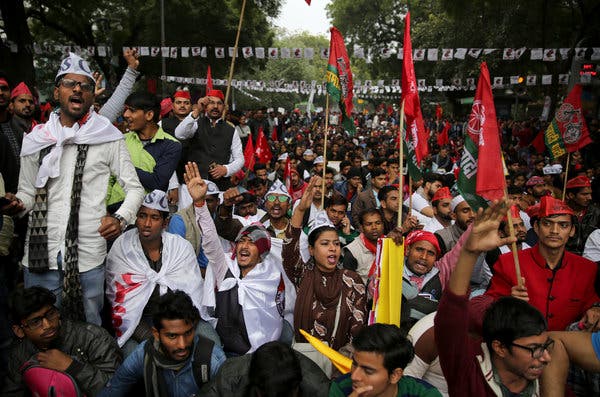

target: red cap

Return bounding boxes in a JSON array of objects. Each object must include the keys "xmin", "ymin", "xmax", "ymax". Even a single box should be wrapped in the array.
[
  {"xmin": 525, "ymin": 203, "xmax": 541, "ymax": 220},
  {"xmin": 160, "ymin": 97, "xmax": 173, "ymax": 118},
  {"xmin": 207, "ymin": 89, "xmax": 224, "ymax": 101},
  {"xmin": 405, "ymin": 230, "xmax": 441, "ymax": 256},
  {"xmin": 432, "ymin": 186, "xmax": 452, "ymax": 203},
  {"xmin": 565, "ymin": 176, "xmax": 591, "ymax": 190},
  {"xmin": 504, "ymin": 205, "xmax": 522, "ymax": 222},
  {"xmin": 0, "ymin": 78, "xmax": 8, "ymax": 88},
  {"xmin": 10, "ymin": 82, "xmax": 32, "ymax": 100},
  {"xmin": 526, "ymin": 176, "xmax": 546, "ymax": 187},
  {"xmin": 173, "ymin": 90, "xmax": 191, "ymax": 100},
  {"xmin": 539, "ymin": 196, "xmax": 574, "ymax": 218}
]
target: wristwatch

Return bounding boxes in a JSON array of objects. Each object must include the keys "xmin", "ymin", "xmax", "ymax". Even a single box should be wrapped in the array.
[{"xmin": 111, "ymin": 213, "xmax": 128, "ymax": 232}]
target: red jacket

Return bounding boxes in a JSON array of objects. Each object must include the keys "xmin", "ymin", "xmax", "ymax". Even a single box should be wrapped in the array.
[{"xmin": 479, "ymin": 245, "xmax": 599, "ymax": 331}]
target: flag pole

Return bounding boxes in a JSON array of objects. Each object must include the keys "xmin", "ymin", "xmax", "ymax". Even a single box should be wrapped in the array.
[
  {"xmin": 321, "ymin": 93, "xmax": 330, "ymax": 209},
  {"xmin": 223, "ymin": 0, "xmax": 247, "ymax": 119},
  {"xmin": 397, "ymin": 100, "xmax": 405, "ymax": 227},
  {"xmin": 504, "ymin": 188, "xmax": 523, "ymax": 288},
  {"xmin": 562, "ymin": 153, "xmax": 571, "ymax": 201}
]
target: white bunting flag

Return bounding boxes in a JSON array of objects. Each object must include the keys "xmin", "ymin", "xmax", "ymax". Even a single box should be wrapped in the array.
[
  {"xmin": 543, "ymin": 49, "xmax": 556, "ymax": 61},
  {"xmin": 228, "ymin": 47, "xmax": 238, "ymax": 57},
  {"xmin": 541, "ymin": 75, "xmax": 552, "ymax": 85},
  {"xmin": 354, "ymin": 45, "xmax": 365, "ymax": 58},
  {"xmin": 575, "ymin": 48, "xmax": 586, "ymax": 59},
  {"xmin": 150, "ymin": 47, "xmax": 160, "ymax": 57},
  {"xmin": 304, "ymin": 48, "xmax": 314, "ymax": 59},
  {"xmin": 466, "ymin": 77, "xmax": 475, "ymax": 87},
  {"xmin": 530, "ymin": 48, "xmax": 543, "ymax": 60},
  {"xmin": 181, "ymin": 47, "xmax": 189, "ymax": 57},
  {"xmin": 97, "ymin": 46, "xmax": 106, "ymax": 57},
  {"xmin": 417, "ymin": 79, "xmax": 426, "ymax": 88},
  {"xmin": 483, "ymin": 48, "xmax": 497, "ymax": 55},
  {"xmin": 454, "ymin": 48, "xmax": 467, "ymax": 59},
  {"xmin": 427, "ymin": 48, "xmax": 438, "ymax": 61},
  {"xmin": 558, "ymin": 74, "xmax": 569, "ymax": 84},
  {"xmin": 268, "ymin": 47, "xmax": 278, "ymax": 58},
  {"xmin": 380, "ymin": 48, "xmax": 391, "ymax": 58},
  {"xmin": 526, "ymin": 75, "xmax": 537, "ymax": 85},
  {"xmin": 510, "ymin": 76, "xmax": 520, "ymax": 84},
  {"xmin": 191, "ymin": 47, "xmax": 201, "ymax": 56},
  {"xmin": 255, "ymin": 47, "xmax": 265, "ymax": 58},
  {"xmin": 397, "ymin": 50, "xmax": 403, "ymax": 60},
  {"xmin": 493, "ymin": 77, "xmax": 503, "ymax": 87},
  {"xmin": 452, "ymin": 78, "xmax": 461, "ymax": 86},
  {"xmin": 320, "ymin": 48, "xmax": 329, "ymax": 59},
  {"xmin": 170, "ymin": 47, "xmax": 178, "ymax": 58},
  {"xmin": 559, "ymin": 48, "xmax": 570, "ymax": 60},
  {"xmin": 503, "ymin": 48, "xmax": 515, "ymax": 60},
  {"xmin": 215, "ymin": 47, "xmax": 225, "ymax": 58},
  {"xmin": 591, "ymin": 48, "xmax": 600, "ymax": 60},
  {"xmin": 514, "ymin": 47, "xmax": 527, "ymax": 59},
  {"xmin": 293, "ymin": 48, "xmax": 303, "ymax": 58},
  {"xmin": 467, "ymin": 48, "xmax": 482, "ymax": 58},
  {"xmin": 161, "ymin": 47, "xmax": 169, "ymax": 57},
  {"xmin": 435, "ymin": 79, "xmax": 443, "ymax": 87},
  {"xmin": 242, "ymin": 47, "xmax": 253, "ymax": 58},
  {"xmin": 280, "ymin": 48, "xmax": 291, "ymax": 58},
  {"xmin": 441, "ymin": 49, "xmax": 453, "ymax": 60},
  {"xmin": 413, "ymin": 49, "xmax": 425, "ymax": 61},
  {"xmin": 87, "ymin": 46, "xmax": 96, "ymax": 56}
]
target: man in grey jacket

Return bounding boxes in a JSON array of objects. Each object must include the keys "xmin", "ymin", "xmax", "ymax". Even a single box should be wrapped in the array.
[{"xmin": 2, "ymin": 286, "xmax": 122, "ymax": 396}]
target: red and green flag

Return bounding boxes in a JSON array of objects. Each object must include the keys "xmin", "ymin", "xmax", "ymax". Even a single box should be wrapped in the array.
[
  {"xmin": 457, "ymin": 62, "xmax": 506, "ymax": 211},
  {"xmin": 326, "ymin": 27, "xmax": 356, "ymax": 134},
  {"xmin": 401, "ymin": 12, "xmax": 429, "ymax": 165},
  {"xmin": 544, "ymin": 84, "xmax": 591, "ymax": 159},
  {"xmin": 205, "ymin": 65, "xmax": 213, "ymax": 96},
  {"xmin": 255, "ymin": 127, "xmax": 272, "ymax": 164}
]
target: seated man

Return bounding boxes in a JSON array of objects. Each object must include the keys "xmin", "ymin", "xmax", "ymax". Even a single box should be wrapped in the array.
[
  {"xmin": 343, "ymin": 209, "xmax": 385, "ymax": 285},
  {"xmin": 3, "ymin": 286, "xmax": 122, "ymax": 396},
  {"xmin": 99, "ymin": 291, "xmax": 225, "ymax": 397},
  {"xmin": 435, "ymin": 200, "xmax": 553, "ymax": 396},
  {"xmin": 329, "ymin": 323, "xmax": 442, "ymax": 396},
  {"xmin": 106, "ymin": 190, "xmax": 206, "ymax": 351}
]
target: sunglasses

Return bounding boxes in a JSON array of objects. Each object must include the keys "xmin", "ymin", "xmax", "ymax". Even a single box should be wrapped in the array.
[
  {"xmin": 266, "ymin": 195, "xmax": 289, "ymax": 203},
  {"xmin": 58, "ymin": 78, "xmax": 95, "ymax": 93}
]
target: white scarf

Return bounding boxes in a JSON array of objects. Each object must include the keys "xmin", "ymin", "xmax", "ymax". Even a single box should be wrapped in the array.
[
  {"xmin": 106, "ymin": 230, "xmax": 204, "ymax": 347},
  {"xmin": 21, "ymin": 110, "xmax": 123, "ymax": 188}
]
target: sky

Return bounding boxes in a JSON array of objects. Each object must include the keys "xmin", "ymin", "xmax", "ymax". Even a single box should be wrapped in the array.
[{"xmin": 273, "ymin": 0, "xmax": 332, "ymax": 36}]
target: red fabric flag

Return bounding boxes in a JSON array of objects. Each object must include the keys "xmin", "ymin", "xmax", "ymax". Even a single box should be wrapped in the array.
[
  {"xmin": 284, "ymin": 157, "xmax": 294, "ymax": 196},
  {"xmin": 435, "ymin": 104, "xmax": 443, "ymax": 120},
  {"xmin": 544, "ymin": 84, "xmax": 592, "ymax": 159},
  {"xmin": 387, "ymin": 105, "xmax": 394, "ymax": 116},
  {"xmin": 243, "ymin": 133, "xmax": 255, "ymax": 170},
  {"xmin": 531, "ymin": 131, "xmax": 546, "ymax": 154},
  {"xmin": 327, "ymin": 27, "xmax": 356, "ymax": 134},
  {"xmin": 437, "ymin": 121, "xmax": 450, "ymax": 147},
  {"xmin": 305, "ymin": 0, "xmax": 311, "ymax": 4},
  {"xmin": 206, "ymin": 65, "xmax": 213, "ymax": 96},
  {"xmin": 469, "ymin": 62, "xmax": 506, "ymax": 202},
  {"xmin": 271, "ymin": 126, "xmax": 278, "ymax": 142},
  {"xmin": 401, "ymin": 12, "xmax": 429, "ymax": 165},
  {"xmin": 256, "ymin": 127, "xmax": 272, "ymax": 164}
]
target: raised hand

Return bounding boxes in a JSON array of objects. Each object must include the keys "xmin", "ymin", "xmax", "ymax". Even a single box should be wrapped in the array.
[
  {"xmin": 93, "ymin": 72, "xmax": 105, "ymax": 96},
  {"xmin": 298, "ymin": 176, "xmax": 321, "ymax": 212},
  {"xmin": 183, "ymin": 162, "xmax": 207, "ymax": 204},
  {"xmin": 463, "ymin": 200, "xmax": 515, "ymax": 254},
  {"xmin": 123, "ymin": 48, "xmax": 140, "ymax": 70}
]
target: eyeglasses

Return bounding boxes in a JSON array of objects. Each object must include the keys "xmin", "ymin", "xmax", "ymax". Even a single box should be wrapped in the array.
[
  {"xmin": 21, "ymin": 307, "xmax": 60, "ymax": 330},
  {"xmin": 539, "ymin": 218, "xmax": 572, "ymax": 230},
  {"xmin": 266, "ymin": 195, "xmax": 289, "ymax": 203},
  {"xmin": 58, "ymin": 78, "xmax": 95, "ymax": 93},
  {"xmin": 510, "ymin": 338, "xmax": 554, "ymax": 359}
]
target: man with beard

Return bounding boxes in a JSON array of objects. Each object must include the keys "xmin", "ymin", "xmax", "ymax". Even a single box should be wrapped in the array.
[
  {"xmin": 106, "ymin": 190, "xmax": 208, "ymax": 353},
  {"xmin": 564, "ymin": 176, "xmax": 600, "ymax": 256},
  {"xmin": 3, "ymin": 286, "xmax": 121, "ymax": 396},
  {"xmin": 423, "ymin": 187, "xmax": 454, "ymax": 233},
  {"xmin": 343, "ymin": 209, "xmax": 385, "ymax": 284},
  {"xmin": 404, "ymin": 173, "xmax": 444, "ymax": 218},
  {"xmin": 99, "ymin": 291, "xmax": 225, "ymax": 397},
  {"xmin": 1, "ymin": 53, "xmax": 144, "ymax": 325},
  {"xmin": 351, "ymin": 168, "xmax": 387, "ymax": 229},
  {"xmin": 525, "ymin": 176, "xmax": 550, "ymax": 203},
  {"xmin": 9, "ymin": 82, "xmax": 36, "ymax": 137},
  {"xmin": 0, "ymin": 74, "xmax": 23, "ymax": 164},
  {"xmin": 159, "ymin": 87, "xmax": 192, "ymax": 134},
  {"xmin": 378, "ymin": 186, "xmax": 420, "ymax": 235},
  {"xmin": 435, "ymin": 195, "xmax": 475, "ymax": 255},
  {"xmin": 174, "ymin": 89, "xmax": 243, "ymax": 190}
]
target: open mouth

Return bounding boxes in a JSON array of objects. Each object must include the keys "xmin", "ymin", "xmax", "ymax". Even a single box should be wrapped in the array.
[
  {"xmin": 69, "ymin": 96, "xmax": 84, "ymax": 104},
  {"xmin": 327, "ymin": 254, "xmax": 337, "ymax": 264}
]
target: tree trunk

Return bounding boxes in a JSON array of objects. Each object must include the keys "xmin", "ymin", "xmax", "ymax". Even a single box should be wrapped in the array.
[{"xmin": 0, "ymin": 0, "xmax": 36, "ymax": 88}]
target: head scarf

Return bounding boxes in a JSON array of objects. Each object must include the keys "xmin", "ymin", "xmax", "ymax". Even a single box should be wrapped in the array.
[
  {"xmin": 405, "ymin": 230, "xmax": 441, "ymax": 256},
  {"xmin": 235, "ymin": 224, "xmax": 271, "ymax": 261}
]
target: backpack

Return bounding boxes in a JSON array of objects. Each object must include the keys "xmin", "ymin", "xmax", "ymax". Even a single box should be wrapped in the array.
[
  {"xmin": 20, "ymin": 361, "xmax": 84, "ymax": 397},
  {"xmin": 191, "ymin": 336, "xmax": 215, "ymax": 387}
]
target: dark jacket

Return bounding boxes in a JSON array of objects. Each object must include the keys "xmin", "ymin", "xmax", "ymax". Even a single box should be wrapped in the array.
[
  {"xmin": 567, "ymin": 204, "xmax": 600, "ymax": 256},
  {"xmin": 2, "ymin": 319, "xmax": 122, "ymax": 397}
]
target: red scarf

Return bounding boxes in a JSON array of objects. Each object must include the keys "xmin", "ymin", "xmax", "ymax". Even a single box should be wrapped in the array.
[{"xmin": 360, "ymin": 233, "xmax": 379, "ymax": 279}]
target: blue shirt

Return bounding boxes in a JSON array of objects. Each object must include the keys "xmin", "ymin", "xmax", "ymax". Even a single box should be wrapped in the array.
[{"xmin": 99, "ymin": 336, "xmax": 226, "ymax": 397}]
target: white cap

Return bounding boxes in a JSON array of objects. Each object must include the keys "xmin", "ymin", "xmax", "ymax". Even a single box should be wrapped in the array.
[
  {"xmin": 303, "ymin": 170, "xmax": 310, "ymax": 180},
  {"xmin": 314, "ymin": 156, "xmax": 324, "ymax": 165},
  {"xmin": 278, "ymin": 153, "xmax": 289, "ymax": 161},
  {"xmin": 56, "ymin": 52, "xmax": 95, "ymax": 82},
  {"xmin": 450, "ymin": 194, "xmax": 466, "ymax": 212},
  {"xmin": 206, "ymin": 180, "xmax": 222, "ymax": 196},
  {"xmin": 265, "ymin": 179, "xmax": 291, "ymax": 200},
  {"xmin": 142, "ymin": 190, "xmax": 169, "ymax": 212},
  {"xmin": 308, "ymin": 211, "xmax": 335, "ymax": 238},
  {"xmin": 303, "ymin": 149, "xmax": 314, "ymax": 156}
]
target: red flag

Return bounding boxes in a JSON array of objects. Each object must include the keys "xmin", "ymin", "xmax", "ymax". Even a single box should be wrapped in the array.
[
  {"xmin": 470, "ymin": 62, "xmax": 506, "ymax": 202},
  {"xmin": 256, "ymin": 127, "xmax": 272, "ymax": 164},
  {"xmin": 284, "ymin": 157, "xmax": 294, "ymax": 196},
  {"xmin": 544, "ymin": 84, "xmax": 591, "ymax": 159},
  {"xmin": 305, "ymin": 0, "xmax": 311, "ymax": 4},
  {"xmin": 206, "ymin": 65, "xmax": 213, "ymax": 96},
  {"xmin": 435, "ymin": 104, "xmax": 443, "ymax": 120},
  {"xmin": 401, "ymin": 12, "xmax": 429, "ymax": 165},
  {"xmin": 243, "ymin": 133, "xmax": 255, "ymax": 170},
  {"xmin": 271, "ymin": 126, "xmax": 278, "ymax": 142},
  {"xmin": 387, "ymin": 105, "xmax": 394, "ymax": 116},
  {"xmin": 326, "ymin": 27, "xmax": 356, "ymax": 134},
  {"xmin": 437, "ymin": 121, "xmax": 450, "ymax": 147}
]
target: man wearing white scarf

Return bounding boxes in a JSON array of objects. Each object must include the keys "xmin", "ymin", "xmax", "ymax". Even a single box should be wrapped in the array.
[{"xmin": 3, "ymin": 53, "xmax": 144, "ymax": 325}]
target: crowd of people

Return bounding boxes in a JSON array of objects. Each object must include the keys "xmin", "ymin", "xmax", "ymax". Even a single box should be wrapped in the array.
[{"xmin": 1, "ymin": 49, "xmax": 600, "ymax": 397}]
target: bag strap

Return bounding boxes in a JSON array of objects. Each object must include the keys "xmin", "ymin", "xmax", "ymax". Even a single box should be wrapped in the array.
[
  {"xmin": 331, "ymin": 293, "xmax": 343, "ymax": 340},
  {"xmin": 192, "ymin": 335, "xmax": 215, "ymax": 386}
]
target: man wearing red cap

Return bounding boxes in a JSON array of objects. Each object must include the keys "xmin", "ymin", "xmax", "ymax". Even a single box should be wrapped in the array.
[
  {"xmin": 175, "ymin": 89, "xmax": 243, "ymax": 190},
  {"xmin": 159, "ymin": 87, "xmax": 192, "ymax": 135},
  {"xmin": 0, "ymin": 74, "xmax": 23, "ymax": 164},
  {"xmin": 525, "ymin": 176, "xmax": 550, "ymax": 203},
  {"xmin": 423, "ymin": 187, "xmax": 453, "ymax": 233},
  {"xmin": 471, "ymin": 196, "xmax": 600, "ymax": 332},
  {"xmin": 9, "ymin": 82, "xmax": 36, "ymax": 136},
  {"xmin": 565, "ymin": 175, "xmax": 599, "ymax": 256}
]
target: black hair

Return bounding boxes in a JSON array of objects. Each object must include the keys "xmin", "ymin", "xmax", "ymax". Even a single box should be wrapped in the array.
[
  {"xmin": 152, "ymin": 290, "xmax": 200, "ymax": 331},
  {"xmin": 325, "ymin": 166, "xmax": 336, "ymax": 176},
  {"xmin": 125, "ymin": 92, "xmax": 161, "ymax": 123},
  {"xmin": 371, "ymin": 167, "xmax": 386, "ymax": 179},
  {"xmin": 352, "ymin": 324, "xmax": 415, "ymax": 373},
  {"xmin": 246, "ymin": 341, "xmax": 302, "ymax": 397},
  {"xmin": 507, "ymin": 185, "xmax": 525, "ymax": 195},
  {"xmin": 247, "ymin": 178, "xmax": 267, "ymax": 190},
  {"xmin": 9, "ymin": 286, "xmax": 56, "ymax": 325},
  {"xmin": 238, "ymin": 192, "xmax": 257, "ymax": 205},
  {"xmin": 307, "ymin": 225, "xmax": 338, "ymax": 247},
  {"xmin": 325, "ymin": 193, "xmax": 348, "ymax": 209},
  {"xmin": 482, "ymin": 296, "xmax": 547, "ymax": 353},
  {"xmin": 359, "ymin": 208, "xmax": 383, "ymax": 226},
  {"xmin": 378, "ymin": 185, "xmax": 397, "ymax": 202},
  {"xmin": 339, "ymin": 160, "xmax": 352, "ymax": 170},
  {"xmin": 254, "ymin": 163, "xmax": 267, "ymax": 171},
  {"xmin": 423, "ymin": 172, "xmax": 444, "ymax": 185},
  {"xmin": 0, "ymin": 71, "xmax": 12, "ymax": 88}
]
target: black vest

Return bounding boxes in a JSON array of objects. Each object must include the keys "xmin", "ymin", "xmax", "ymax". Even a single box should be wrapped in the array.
[
  {"xmin": 161, "ymin": 116, "xmax": 182, "ymax": 135},
  {"xmin": 214, "ymin": 269, "xmax": 252, "ymax": 356},
  {"xmin": 186, "ymin": 117, "xmax": 235, "ymax": 190},
  {"xmin": 400, "ymin": 273, "xmax": 443, "ymax": 332}
]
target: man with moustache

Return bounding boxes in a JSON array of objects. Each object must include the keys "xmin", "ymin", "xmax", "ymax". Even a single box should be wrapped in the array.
[
  {"xmin": 99, "ymin": 291, "xmax": 225, "ymax": 397},
  {"xmin": 423, "ymin": 187, "xmax": 454, "ymax": 233},
  {"xmin": 159, "ymin": 87, "xmax": 192, "ymax": 134},
  {"xmin": 3, "ymin": 286, "xmax": 121, "ymax": 396},
  {"xmin": 1, "ymin": 53, "xmax": 144, "ymax": 325},
  {"xmin": 435, "ymin": 195, "xmax": 475, "ymax": 255},
  {"xmin": 343, "ymin": 209, "xmax": 385, "ymax": 285},
  {"xmin": 174, "ymin": 89, "xmax": 243, "ymax": 190},
  {"xmin": 564, "ymin": 176, "xmax": 600, "ymax": 256},
  {"xmin": 9, "ymin": 82, "xmax": 36, "ymax": 137}
]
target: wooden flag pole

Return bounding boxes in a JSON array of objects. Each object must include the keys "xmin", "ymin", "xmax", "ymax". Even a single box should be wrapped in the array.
[
  {"xmin": 562, "ymin": 153, "xmax": 571, "ymax": 201},
  {"xmin": 397, "ymin": 100, "xmax": 406, "ymax": 227},
  {"xmin": 223, "ymin": 0, "xmax": 247, "ymax": 119},
  {"xmin": 504, "ymin": 187, "xmax": 523, "ymax": 287},
  {"xmin": 321, "ymin": 94, "xmax": 330, "ymax": 209}
]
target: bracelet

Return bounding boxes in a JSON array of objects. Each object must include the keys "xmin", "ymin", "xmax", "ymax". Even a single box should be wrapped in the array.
[{"xmin": 194, "ymin": 200, "xmax": 205, "ymax": 208}]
